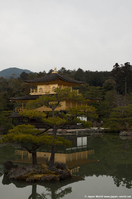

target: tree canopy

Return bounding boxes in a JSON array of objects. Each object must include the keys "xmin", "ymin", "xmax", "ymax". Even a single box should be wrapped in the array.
[
  {"xmin": 1, "ymin": 63, "xmax": 132, "ymax": 137},
  {"xmin": 104, "ymin": 104, "xmax": 132, "ymax": 131},
  {"xmin": 1, "ymin": 124, "xmax": 71, "ymax": 165},
  {"xmin": 18, "ymin": 87, "xmax": 97, "ymax": 164}
]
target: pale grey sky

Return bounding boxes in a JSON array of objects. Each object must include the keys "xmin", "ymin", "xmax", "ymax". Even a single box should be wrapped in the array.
[{"xmin": 0, "ymin": 0, "xmax": 132, "ymax": 73}]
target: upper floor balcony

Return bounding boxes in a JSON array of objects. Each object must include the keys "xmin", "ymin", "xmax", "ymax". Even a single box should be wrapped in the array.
[
  {"xmin": 30, "ymin": 88, "xmax": 54, "ymax": 95},
  {"xmin": 30, "ymin": 87, "xmax": 79, "ymax": 95}
]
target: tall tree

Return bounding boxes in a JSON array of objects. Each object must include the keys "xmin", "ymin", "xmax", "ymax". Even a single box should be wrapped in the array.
[
  {"xmin": 111, "ymin": 62, "xmax": 132, "ymax": 95},
  {"xmin": 1, "ymin": 124, "xmax": 71, "ymax": 165},
  {"xmin": 104, "ymin": 104, "xmax": 132, "ymax": 131},
  {"xmin": 20, "ymin": 87, "xmax": 97, "ymax": 165}
]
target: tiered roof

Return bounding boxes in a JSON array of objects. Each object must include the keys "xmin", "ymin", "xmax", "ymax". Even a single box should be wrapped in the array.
[
  {"xmin": 9, "ymin": 72, "xmax": 83, "ymax": 101},
  {"xmin": 9, "ymin": 95, "xmax": 39, "ymax": 102},
  {"xmin": 25, "ymin": 72, "xmax": 84, "ymax": 86}
]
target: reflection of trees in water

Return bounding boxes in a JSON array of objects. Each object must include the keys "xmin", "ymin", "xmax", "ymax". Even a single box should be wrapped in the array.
[
  {"xmin": 112, "ymin": 139, "xmax": 132, "ymax": 188},
  {"xmin": 28, "ymin": 184, "xmax": 72, "ymax": 199},
  {"xmin": 1, "ymin": 135, "xmax": 132, "ymax": 191},
  {"xmin": 45, "ymin": 187, "xmax": 72, "ymax": 199},
  {"xmin": 2, "ymin": 174, "xmax": 72, "ymax": 199},
  {"xmin": 28, "ymin": 185, "xmax": 42, "ymax": 199},
  {"xmin": 76, "ymin": 135, "xmax": 132, "ymax": 188},
  {"xmin": 113, "ymin": 164, "xmax": 132, "ymax": 189},
  {"xmin": 121, "ymin": 139, "xmax": 130, "ymax": 157}
]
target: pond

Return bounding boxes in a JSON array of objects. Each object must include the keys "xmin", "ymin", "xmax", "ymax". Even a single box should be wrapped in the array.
[{"xmin": 0, "ymin": 134, "xmax": 132, "ymax": 199}]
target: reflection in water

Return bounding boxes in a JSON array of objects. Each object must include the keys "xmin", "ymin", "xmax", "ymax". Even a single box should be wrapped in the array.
[
  {"xmin": 11, "ymin": 136, "xmax": 95, "ymax": 170},
  {"xmin": 0, "ymin": 134, "xmax": 132, "ymax": 198},
  {"xmin": 28, "ymin": 185, "xmax": 40, "ymax": 199},
  {"xmin": 14, "ymin": 149, "xmax": 95, "ymax": 169},
  {"xmin": 2, "ymin": 172, "xmax": 76, "ymax": 199},
  {"xmin": 113, "ymin": 164, "xmax": 132, "ymax": 189},
  {"xmin": 78, "ymin": 135, "xmax": 132, "ymax": 189},
  {"xmin": 70, "ymin": 166, "xmax": 80, "ymax": 175},
  {"xmin": 77, "ymin": 136, "xmax": 87, "ymax": 146},
  {"xmin": 28, "ymin": 184, "xmax": 72, "ymax": 199}
]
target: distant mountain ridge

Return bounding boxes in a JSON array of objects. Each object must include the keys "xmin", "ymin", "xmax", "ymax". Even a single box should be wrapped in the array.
[{"xmin": 0, "ymin": 67, "xmax": 32, "ymax": 78}]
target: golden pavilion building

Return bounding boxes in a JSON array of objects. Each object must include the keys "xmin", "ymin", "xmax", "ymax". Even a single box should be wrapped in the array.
[{"xmin": 9, "ymin": 69, "xmax": 84, "ymax": 113}]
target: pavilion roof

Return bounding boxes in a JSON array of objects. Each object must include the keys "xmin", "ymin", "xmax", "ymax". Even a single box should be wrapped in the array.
[
  {"xmin": 25, "ymin": 72, "xmax": 84, "ymax": 85},
  {"xmin": 9, "ymin": 95, "xmax": 39, "ymax": 102}
]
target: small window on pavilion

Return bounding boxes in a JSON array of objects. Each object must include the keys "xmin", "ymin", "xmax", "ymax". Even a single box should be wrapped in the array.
[
  {"xmin": 39, "ymin": 88, "xmax": 43, "ymax": 93},
  {"xmin": 52, "ymin": 86, "xmax": 56, "ymax": 92}
]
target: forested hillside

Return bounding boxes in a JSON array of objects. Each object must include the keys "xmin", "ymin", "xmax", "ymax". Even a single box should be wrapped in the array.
[{"xmin": 1, "ymin": 62, "xmax": 132, "ymax": 133}]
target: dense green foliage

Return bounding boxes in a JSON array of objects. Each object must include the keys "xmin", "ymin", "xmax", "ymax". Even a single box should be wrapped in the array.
[
  {"xmin": 19, "ymin": 88, "xmax": 97, "ymax": 164},
  {"xmin": 1, "ymin": 124, "xmax": 71, "ymax": 165},
  {"xmin": 21, "ymin": 87, "xmax": 97, "ymax": 128},
  {"xmin": 105, "ymin": 104, "xmax": 132, "ymax": 131},
  {"xmin": 1, "ymin": 62, "xmax": 132, "ymax": 132},
  {"xmin": 0, "ymin": 111, "xmax": 14, "ymax": 134},
  {"xmin": 111, "ymin": 62, "xmax": 132, "ymax": 95}
]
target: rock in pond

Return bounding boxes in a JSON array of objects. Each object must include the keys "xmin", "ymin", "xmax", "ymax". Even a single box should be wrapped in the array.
[
  {"xmin": 4, "ymin": 161, "xmax": 18, "ymax": 173},
  {"xmin": 119, "ymin": 131, "xmax": 132, "ymax": 136},
  {"xmin": 3, "ymin": 161, "xmax": 72, "ymax": 182}
]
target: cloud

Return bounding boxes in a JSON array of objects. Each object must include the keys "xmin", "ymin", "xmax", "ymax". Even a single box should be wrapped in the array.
[{"xmin": 0, "ymin": 0, "xmax": 132, "ymax": 72}]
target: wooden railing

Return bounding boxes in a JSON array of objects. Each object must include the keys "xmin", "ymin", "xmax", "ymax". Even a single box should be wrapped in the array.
[{"xmin": 30, "ymin": 88, "xmax": 79, "ymax": 95}]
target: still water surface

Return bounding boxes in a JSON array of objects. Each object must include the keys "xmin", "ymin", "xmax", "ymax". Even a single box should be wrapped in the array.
[{"xmin": 0, "ymin": 134, "xmax": 132, "ymax": 199}]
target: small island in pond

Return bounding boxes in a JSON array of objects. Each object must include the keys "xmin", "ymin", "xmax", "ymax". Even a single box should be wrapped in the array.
[{"xmin": 4, "ymin": 161, "xmax": 72, "ymax": 182}]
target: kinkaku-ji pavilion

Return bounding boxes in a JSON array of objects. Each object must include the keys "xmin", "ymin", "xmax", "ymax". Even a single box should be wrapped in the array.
[
  {"xmin": 9, "ymin": 69, "xmax": 99, "ymax": 127},
  {"xmin": 9, "ymin": 68, "xmax": 86, "ymax": 113}
]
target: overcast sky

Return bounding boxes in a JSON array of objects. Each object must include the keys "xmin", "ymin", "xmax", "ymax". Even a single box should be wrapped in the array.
[{"xmin": 0, "ymin": 0, "xmax": 132, "ymax": 73}]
